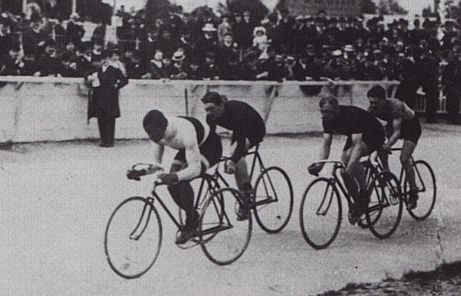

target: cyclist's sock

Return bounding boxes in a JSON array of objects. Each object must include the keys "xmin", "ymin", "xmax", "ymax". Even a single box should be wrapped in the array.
[{"xmin": 168, "ymin": 181, "xmax": 195, "ymax": 214}]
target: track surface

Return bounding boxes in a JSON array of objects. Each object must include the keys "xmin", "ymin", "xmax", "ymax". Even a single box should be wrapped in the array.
[{"xmin": 1, "ymin": 123, "xmax": 461, "ymax": 296}]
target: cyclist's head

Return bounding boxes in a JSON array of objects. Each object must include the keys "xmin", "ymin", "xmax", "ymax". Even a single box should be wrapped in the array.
[
  {"xmin": 143, "ymin": 109, "xmax": 168, "ymax": 143},
  {"xmin": 319, "ymin": 95, "xmax": 339, "ymax": 122},
  {"xmin": 202, "ymin": 91, "xmax": 227, "ymax": 121},
  {"xmin": 367, "ymin": 85, "xmax": 387, "ymax": 110}
]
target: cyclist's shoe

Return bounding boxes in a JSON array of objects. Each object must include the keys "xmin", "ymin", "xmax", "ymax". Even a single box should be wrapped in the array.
[
  {"xmin": 175, "ymin": 225, "xmax": 198, "ymax": 245},
  {"xmin": 348, "ymin": 205, "xmax": 361, "ymax": 225},
  {"xmin": 236, "ymin": 191, "xmax": 252, "ymax": 221},
  {"xmin": 406, "ymin": 189, "xmax": 419, "ymax": 210}
]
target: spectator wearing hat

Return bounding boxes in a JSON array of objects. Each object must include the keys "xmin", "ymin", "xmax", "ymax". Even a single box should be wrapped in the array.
[
  {"xmin": 66, "ymin": 13, "xmax": 85, "ymax": 48},
  {"xmin": 157, "ymin": 29, "xmax": 176, "ymax": 60},
  {"xmin": 77, "ymin": 41, "xmax": 95, "ymax": 78},
  {"xmin": 22, "ymin": 19, "xmax": 49, "ymax": 58},
  {"xmin": 196, "ymin": 23, "xmax": 218, "ymax": 60},
  {"xmin": 324, "ymin": 49, "xmax": 346, "ymax": 80},
  {"xmin": 252, "ymin": 26, "xmax": 270, "ymax": 52},
  {"xmin": 240, "ymin": 11, "xmax": 256, "ymax": 50},
  {"xmin": 217, "ymin": 14, "xmax": 232, "ymax": 44},
  {"xmin": 0, "ymin": 46, "xmax": 26, "ymax": 76},
  {"xmin": 217, "ymin": 33, "xmax": 238, "ymax": 69},
  {"xmin": 87, "ymin": 50, "xmax": 129, "ymax": 147},
  {"xmin": 185, "ymin": 56, "xmax": 204, "ymax": 80},
  {"xmin": 415, "ymin": 48, "xmax": 440, "ymax": 123},
  {"xmin": 0, "ymin": 20, "xmax": 13, "ymax": 58},
  {"xmin": 35, "ymin": 41, "xmax": 65, "ymax": 77},
  {"xmin": 442, "ymin": 52, "xmax": 461, "ymax": 124},
  {"xmin": 201, "ymin": 51, "xmax": 220, "ymax": 80},
  {"xmin": 170, "ymin": 49, "xmax": 188, "ymax": 79},
  {"xmin": 260, "ymin": 54, "xmax": 288, "ymax": 81},
  {"xmin": 143, "ymin": 50, "xmax": 167, "ymax": 79}
]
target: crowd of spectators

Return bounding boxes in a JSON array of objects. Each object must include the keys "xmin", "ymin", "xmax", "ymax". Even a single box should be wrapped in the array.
[{"xmin": 0, "ymin": 5, "xmax": 460, "ymax": 122}]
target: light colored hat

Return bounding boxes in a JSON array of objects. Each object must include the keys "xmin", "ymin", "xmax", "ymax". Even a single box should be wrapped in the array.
[
  {"xmin": 344, "ymin": 44, "xmax": 354, "ymax": 52},
  {"xmin": 332, "ymin": 50, "xmax": 342, "ymax": 57},
  {"xmin": 202, "ymin": 23, "xmax": 217, "ymax": 32},
  {"xmin": 172, "ymin": 50, "xmax": 185, "ymax": 61},
  {"xmin": 253, "ymin": 26, "xmax": 266, "ymax": 36}
]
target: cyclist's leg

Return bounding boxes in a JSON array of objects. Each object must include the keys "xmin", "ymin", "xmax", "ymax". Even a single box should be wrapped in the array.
[
  {"xmin": 377, "ymin": 146, "xmax": 390, "ymax": 171},
  {"xmin": 231, "ymin": 138, "xmax": 252, "ymax": 193},
  {"xmin": 168, "ymin": 153, "xmax": 198, "ymax": 228},
  {"xmin": 341, "ymin": 137, "xmax": 359, "ymax": 200},
  {"xmin": 401, "ymin": 140, "xmax": 417, "ymax": 189}
]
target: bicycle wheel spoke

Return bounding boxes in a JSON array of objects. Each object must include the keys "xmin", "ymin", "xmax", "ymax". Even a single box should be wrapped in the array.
[
  {"xmin": 200, "ymin": 188, "xmax": 252, "ymax": 265},
  {"xmin": 300, "ymin": 178, "xmax": 341, "ymax": 249},
  {"xmin": 105, "ymin": 197, "xmax": 162, "ymax": 279},
  {"xmin": 253, "ymin": 167, "xmax": 294, "ymax": 233}
]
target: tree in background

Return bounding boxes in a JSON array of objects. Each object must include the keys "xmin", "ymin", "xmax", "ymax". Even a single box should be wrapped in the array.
[
  {"xmin": 226, "ymin": 0, "xmax": 269, "ymax": 22},
  {"xmin": 145, "ymin": 0, "xmax": 172, "ymax": 21},
  {"xmin": 362, "ymin": 0, "xmax": 377, "ymax": 14},
  {"xmin": 377, "ymin": 0, "xmax": 408, "ymax": 15}
]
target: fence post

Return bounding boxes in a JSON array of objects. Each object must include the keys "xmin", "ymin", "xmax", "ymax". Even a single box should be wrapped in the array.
[{"xmin": 184, "ymin": 87, "xmax": 189, "ymax": 116}]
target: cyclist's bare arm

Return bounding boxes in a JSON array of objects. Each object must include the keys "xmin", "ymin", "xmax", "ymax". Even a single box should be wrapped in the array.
[
  {"xmin": 176, "ymin": 141, "xmax": 202, "ymax": 181},
  {"xmin": 320, "ymin": 133, "xmax": 333, "ymax": 160},
  {"xmin": 386, "ymin": 117, "xmax": 402, "ymax": 147}
]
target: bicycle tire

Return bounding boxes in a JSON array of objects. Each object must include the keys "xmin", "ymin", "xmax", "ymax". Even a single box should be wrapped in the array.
[
  {"xmin": 299, "ymin": 178, "xmax": 342, "ymax": 250},
  {"xmin": 404, "ymin": 160, "xmax": 436, "ymax": 220},
  {"xmin": 366, "ymin": 172, "xmax": 402, "ymax": 239},
  {"xmin": 199, "ymin": 187, "xmax": 252, "ymax": 265},
  {"xmin": 253, "ymin": 166, "xmax": 294, "ymax": 233},
  {"xmin": 104, "ymin": 196, "xmax": 162, "ymax": 279}
]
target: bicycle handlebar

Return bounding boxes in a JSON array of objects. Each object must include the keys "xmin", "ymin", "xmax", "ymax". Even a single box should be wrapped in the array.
[{"xmin": 312, "ymin": 160, "xmax": 345, "ymax": 168}]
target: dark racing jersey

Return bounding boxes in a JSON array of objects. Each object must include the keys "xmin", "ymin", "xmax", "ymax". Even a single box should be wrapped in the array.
[
  {"xmin": 323, "ymin": 105, "xmax": 384, "ymax": 139},
  {"xmin": 207, "ymin": 100, "xmax": 266, "ymax": 162}
]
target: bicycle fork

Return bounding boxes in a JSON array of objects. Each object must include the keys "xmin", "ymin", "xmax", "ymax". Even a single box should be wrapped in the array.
[{"xmin": 129, "ymin": 198, "xmax": 155, "ymax": 241}]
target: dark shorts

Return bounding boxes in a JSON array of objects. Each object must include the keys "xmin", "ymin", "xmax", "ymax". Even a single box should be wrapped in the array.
[
  {"xmin": 344, "ymin": 130, "xmax": 385, "ymax": 154},
  {"xmin": 174, "ymin": 131, "xmax": 223, "ymax": 168},
  {"xmin": 401, "ymin": 117, "xmax": 421, "ymax": 144}
]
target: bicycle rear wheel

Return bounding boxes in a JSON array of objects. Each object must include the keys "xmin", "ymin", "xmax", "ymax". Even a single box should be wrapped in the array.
[
  {"xmin": 299, "ymin": 178, "xmax": 342, "ymax": 250},
  {"xmin": 200, "ymin": 187, "xmax": 252, "ymax": 265},
  {"xmin": 366, "ymin": 172, "xmax": 402, "ymax": 239},
  {"xmin": 104, "ymin": 196, "xmax": 162, "ymax": 279},
  {"xmin": 253, "ymin": 166, "xmax": 294, "ymax": 233},
  {"xmin": 404, "ymin": 160, "xmax": 436, "ymax": 221}
]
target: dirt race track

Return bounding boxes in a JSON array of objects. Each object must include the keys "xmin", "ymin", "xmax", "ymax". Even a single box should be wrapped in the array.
[{"xmin": 1, "ymin": 123, "xmax": 461, "ymax": 296}]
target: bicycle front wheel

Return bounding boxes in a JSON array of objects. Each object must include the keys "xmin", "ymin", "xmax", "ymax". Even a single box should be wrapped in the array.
[
  {"xmin": 253, "ymin": 166, "xmax": 294, "ymax": 233},
  {"xmin": 404, "ymin": 160, "xmax": 436, "ymax": 221},
  {"xmin": 366, "ymin": 172, "xmax": 402, "ymax": 239},
  {"xmin": 299, "ymin": 178, "xmax": 342, "ymax": 250},
  {"xmin": 104, "ymin": 196, "xmax": 162, "ymax": 279},
  {"xmin": 200, "ymin": 188, "xmax": 252, "ymax": 265}
]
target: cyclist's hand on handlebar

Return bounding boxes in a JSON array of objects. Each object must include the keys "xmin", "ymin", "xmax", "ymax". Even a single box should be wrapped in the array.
[
  {"xmin": 126, "ymin": 169, "xmax": 145, "ymax": 181},
  {"xmin": 308, "ymin": 163, "xmax": 324, "ymax": 176},
  {"xmin": 158, "ymin": 173, "xmax": 179, "ymax": 185},
  {"xmin": 224, "ymin": 160, "xmax": 236, "ymax": 175}
]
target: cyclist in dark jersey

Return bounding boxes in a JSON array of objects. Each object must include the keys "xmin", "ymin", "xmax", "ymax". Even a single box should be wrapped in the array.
[
  {"xmin": 367, "ymin": 85, "xmax": 422, "ymax": 209},
  {"xmin": 309, "ymin": 95, "xmax": 385, "ymax": 224},
  {"xmin": 131, "ymin": 110, "xmax": 222, "ymax": 244},
  {"xmin": 201, "ymin": 92, "xmax": 266, "ymax": 220}
]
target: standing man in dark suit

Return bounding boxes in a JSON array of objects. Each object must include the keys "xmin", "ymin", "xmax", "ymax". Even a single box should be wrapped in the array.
[{"xmin": 87, "ymin": 50, "xmax": 129, "ymax": 147}]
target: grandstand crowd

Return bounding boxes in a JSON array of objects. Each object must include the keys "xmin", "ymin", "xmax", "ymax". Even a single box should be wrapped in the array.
[{"xmin": 0, "ymin": 4, "xmax": 460, "ymax": 123}]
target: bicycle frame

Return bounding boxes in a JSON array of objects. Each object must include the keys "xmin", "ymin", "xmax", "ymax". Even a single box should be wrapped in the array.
[{"xmin": 390, "ymin": 148, "xmax": 427, "ymax": 195}]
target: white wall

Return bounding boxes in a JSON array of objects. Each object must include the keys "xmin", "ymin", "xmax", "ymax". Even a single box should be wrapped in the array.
[{"xmin": 0, "ymin": 77, "xmax": 398, "ymax": 143}]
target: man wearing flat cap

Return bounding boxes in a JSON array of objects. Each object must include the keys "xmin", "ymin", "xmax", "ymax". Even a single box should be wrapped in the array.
[{"xmin": 87, "ymin": 50, "xmax": 129, "ymax": 147}]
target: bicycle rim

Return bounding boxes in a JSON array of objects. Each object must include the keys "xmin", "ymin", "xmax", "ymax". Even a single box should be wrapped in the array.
[
  {"xmin": 253, "ymin": 166, "xmax": 294, "ymax": 233},
  {"xmin": 299, "ymin": 178, "xmax": 342, "ymax": 249},
  {"xmin": 366, "ymin": 172, "xmax": 402, "ymax": 239},
  {"xmin": 405, "ymin": 160, "xmax": 436, "ymax": 220},
  {"xmin": 104, "ymin": 196, "xmax": 162, "ymax": 279},
  {"xmin": 200, "ymin": 188, "xmax": 252, "ymax": 265}
]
